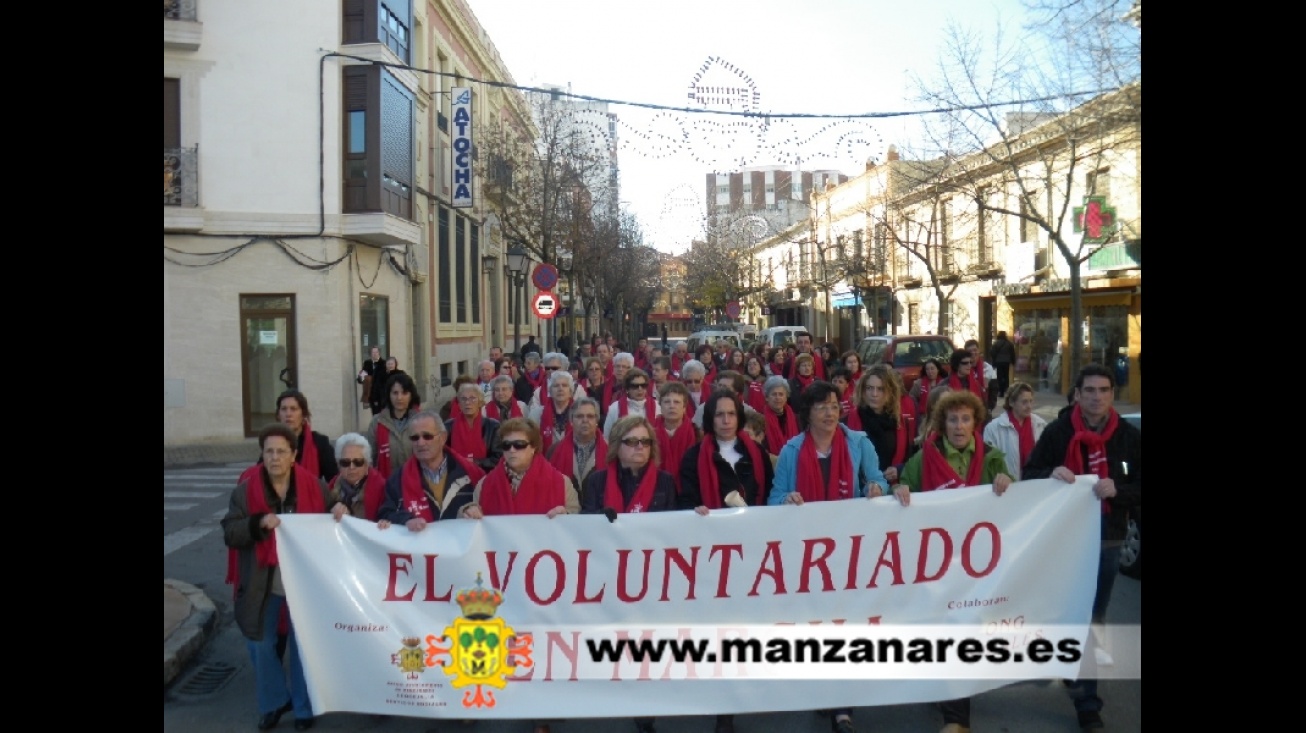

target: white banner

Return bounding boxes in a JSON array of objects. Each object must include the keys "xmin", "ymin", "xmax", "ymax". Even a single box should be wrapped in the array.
[{"xmin": 277, "ymin": 478, "xmax": 1100, "ymax": 719}]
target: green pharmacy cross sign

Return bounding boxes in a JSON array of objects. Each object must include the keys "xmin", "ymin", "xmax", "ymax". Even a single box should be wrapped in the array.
[{"xmin": 1073, "ymin": 196, "xmax": 1117, "ymax": 244}]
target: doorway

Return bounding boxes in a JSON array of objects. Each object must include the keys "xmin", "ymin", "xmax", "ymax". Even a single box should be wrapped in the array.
[{"xmin": 241, "ymin": 294, "xmax": 297, "ymax": 437}]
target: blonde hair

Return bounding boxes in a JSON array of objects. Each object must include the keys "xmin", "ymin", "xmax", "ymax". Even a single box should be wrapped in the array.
[
  {"xmin": 605, "ymin": 415, "xmax": 661, "ymax": 468},
  {"xmin": 854, "ymin": 364, "xmax": 903, "ymax": 422}
]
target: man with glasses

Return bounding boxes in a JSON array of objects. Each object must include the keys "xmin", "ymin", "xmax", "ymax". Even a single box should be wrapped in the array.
[
  {"xmin": 603, "ymin": 368, "xmax": 661, "ymax": 439},
  {"xmin": 377, "ymin": 409, "xmax": 483, "ymax": 529},
  {"xmin": 529, "ymin": 352, "xmax": 588, "ymax": 411}
]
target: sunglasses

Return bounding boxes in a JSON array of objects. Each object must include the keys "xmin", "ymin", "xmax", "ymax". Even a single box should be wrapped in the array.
[
  {"xmin": 408, "ymin": 432, "xmax": 440, "ymax": 442},
  {"xmin": 959, "ymin": 360, "xmax": 974, "ymax": 366},
  {"xmin": 544, "ymin": 366, "xmax": 561, "ymax": 371},
  {"xmin": 620, "ymin": 437, "xmax": 654, "ymax": 448},
  {"xmin": 626, "ymin": 382, "xmax": 648, "ymax": 390},
  {"xmin": 498, "ymin": 440, "xmax": 531, "ymax": 452},
  {"xmin": 338, "ymin": 458, "xmax": 367, "ymax": 468}
]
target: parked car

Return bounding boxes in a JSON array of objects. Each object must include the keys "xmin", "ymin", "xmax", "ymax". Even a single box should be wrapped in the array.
[
  {"xmin": 856, "ymin": 334, "xmax": 956, "ymax": 391},
  {"xmin": 754, "ymin": 326, "xmax": 809, "ymax": 351},
  {"xmin": 685, "ymin": 330, "xmax": 742, "ymax": 354},
  {"xmin": 1118, "ymin": 412, "xmax": 1141, "ymax": 579}
]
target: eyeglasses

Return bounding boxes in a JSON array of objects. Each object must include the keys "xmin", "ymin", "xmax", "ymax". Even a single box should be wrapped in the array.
[
  {"xmin": 409, "ymin": 432, "xmax": 440, "ymax": 442},
  {"xmin": 959, "ymin": 360, "xmax": 973, "ymax": 366},
  {"xmin": 544, "ymin": 365, "xmax": 561, "ymax": 371},
  {"xmin": 338, "ymin": 458, "xmax": 367, "ymax": 468},
  {"xmin": 620, "ymin": 437, "xmax": 654, "ymax": 448},
  {"xmin": 498, "ymin": 440, "xmax": 531, "ymax": 452},
  {"xmin": 626, "ymin": 382, "xmax": 648, "ymax": 390}
]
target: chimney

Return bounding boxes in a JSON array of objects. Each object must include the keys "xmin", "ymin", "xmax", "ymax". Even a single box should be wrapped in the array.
[{"xmin": 887, "ymin": 145, "xmax": 899, "ymax": 162}]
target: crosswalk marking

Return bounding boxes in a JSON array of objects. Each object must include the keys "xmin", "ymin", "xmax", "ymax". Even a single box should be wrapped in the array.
[
  {"xmin": 163, "ymin": 510, "xmax": 226, "ymax": 556},
  {"xmin": 165, "ymin": 492, "xmax": 223, "ymax": 499},
  {"xmin": 164, "ymin": 503, "xmax": 197, "ymax": 511}
]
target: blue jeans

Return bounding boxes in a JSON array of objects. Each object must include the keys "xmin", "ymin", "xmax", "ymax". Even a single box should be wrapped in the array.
[
  {"xmin": 246, "ymin": 594, "xmax": 312, "ymax": 719},
  {"xmin": 1067, "ymin": 544, "xmax": 1121, "ymax": 714}
]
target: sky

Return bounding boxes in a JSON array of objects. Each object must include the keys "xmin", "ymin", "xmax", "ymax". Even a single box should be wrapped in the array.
[{"xmin": 465, "ymin": 0, "xmax": 1030, "ymax": 254}]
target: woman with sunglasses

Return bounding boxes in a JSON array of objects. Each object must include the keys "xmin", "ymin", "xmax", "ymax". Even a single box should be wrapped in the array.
[
  {"xmin": 366, "ymin": 373, "xmax": 422, "ymax": 479},
  {"xmin": 461, "ymin": 417, "xmax": 579, "ymax": 520},
  {"xmin": 603, "ymin": 368, "xmax": 660, "ymax": 440},
  {"xmin": 328, "ymin": 432, "xmax": 388, "ymax": 521},
  {"xmin": 378, "ymin": 410, "xmax": 483, "ymax": 529}
]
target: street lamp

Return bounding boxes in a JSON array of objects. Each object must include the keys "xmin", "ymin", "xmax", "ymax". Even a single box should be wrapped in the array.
[{"xmin": 505, "ymin": 245, "xmax": 529, "ymax": 358}]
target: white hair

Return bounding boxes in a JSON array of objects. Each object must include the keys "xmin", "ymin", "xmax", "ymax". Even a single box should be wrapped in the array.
[
  {"xmin": 547, "ymin": 369, "xmax": 575, "ymax": 390},
  {"xmin": 614, "ymin": 352, "xmax": 635, "ymax": 367},
  {"xmin": 334, "ymin": 432, "xmax": 372, "ymax": 463},
  {"xmin": 543, "ymin": 352, "xmax": 568, "ymax": 368},
  {"xmin": 681, "ymin": 360, "xmax": 707, "ymax": 379},
  {"xmin": 763, "ymin": 375, "xmax": 790, "ymax": 395}
]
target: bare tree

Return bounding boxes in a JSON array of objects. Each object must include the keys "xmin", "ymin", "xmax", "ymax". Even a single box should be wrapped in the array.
[
  {"xmin": 684, "ymin": 212, "xmax": 791, "ymax": 321},
  {"xmin": 909, "ymin": 3, "xmax": 1140, "ymax": 373}
]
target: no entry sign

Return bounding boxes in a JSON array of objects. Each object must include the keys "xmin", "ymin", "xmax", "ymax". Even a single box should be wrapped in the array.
[{"xmin": 532, "ymin": 291, "xmax": 558, "ymax": 319}]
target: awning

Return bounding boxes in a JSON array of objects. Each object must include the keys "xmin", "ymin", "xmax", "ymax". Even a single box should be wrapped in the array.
[
  {"xmin": 830, "ymin": 292, "xmax": 860, "ymax": 308},
  {"xmin": 1006, "ymin": 287, "xmax": 1136, "ymax": 310}
]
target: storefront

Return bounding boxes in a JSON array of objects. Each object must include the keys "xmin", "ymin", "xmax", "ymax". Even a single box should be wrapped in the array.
[{"xmin": 999, "ymin": 281, "xmax": 1141, "ymax": 404}]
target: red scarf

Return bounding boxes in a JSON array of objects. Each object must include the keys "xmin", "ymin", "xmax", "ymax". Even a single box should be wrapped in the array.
[
  {"xmin": 654, "ymin": 416, "xmax": 696, "ymax": 491},
  {"xmin": 549, "ymin": 431, "xmax": 607, "ymax": 483},
  {"xmin": 329, "ymin": 468, "xmax": 388, "ymax": 521},
  {"xmin": 478, "ymin": 457, "xmax": 567, "ymax": 516},
  {"xmin": 796, "ymin": 428, "xmax": 854, "ymax": 502},
  {"xmin": 450, "ymin": 413, "xmax": 488, "ymax": 462},
  {"xmin": 917, "ymin": 376, "xmax": 941, "ymax": 417},
  {"xmin": 298, "ymin": 423, "xmax": 319, "ymax": 478},
  {"xmin": 949, "ymin": 371, "xmax": 985, "ymax": 400},
  {"xmin": 524, "ymin": 367, "xmax": 547, "ymax": 392},
  {"xmin": 896, "ymin": 396, "xmax": 917, "ymax": 465},
  {"xmin": 1009, "ymin": 408, "xmax": 1036, "ymax": 470},
  {"xmin": 793, "ymin": 374, "xmax": 815, "ymax": 393},
  {"xmin": 245, "ymin": 465, "xmax": 325, "ymax": 568},
  {"xmin": 618, "ymin": 394, "xmax": 657, "ymax": 419},
  {"xmin": 695, "ymin": 433, "xmax": 766, "ymax": 508},
  {"xmin": 788, "ymin": 352, "xmax": 826, "ymax": 380},
  {"xmin": 700, "ymin": 365, "xmax": 717, "ymax": 404},
  {"xmin": 745, "ymin": 381, "xmax": 766, "ymax": 413},
  {"xmin": 538, "ymin": 399, "xmax": 573, "ymax": 454},
  {"xmin": 763, "ymin": 404, "xmax": 799, "ymax": 456},
  {"xmin": 839, "ymin": 384, "xmax": 855, "ymax": 424},
  {"xmin": 920, "ymin": 433, "xmax": 985, "ymax": 491},
  {"xmin": 1065, "ymin": 405, "xmax": 1119, "ymax": 514},
  {"xmin": 603, "ymin": 462, "xmax": 659, "ymax": 513},
  {"xmin": 399, "ymin": 452, "xmax": 485, "ymax": 521},
  {"xmin": 486, "ymin": 400, "xmax": 523, "ymax": 420},
  {"xmin": 374, "ymin": 422, "xmax": 393, "ymax": 477}
]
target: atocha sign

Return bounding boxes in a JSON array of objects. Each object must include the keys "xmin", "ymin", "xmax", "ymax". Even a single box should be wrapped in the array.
[{"xmin": 451, "ymin": 87, "xmax": 473, "ymax": 208}]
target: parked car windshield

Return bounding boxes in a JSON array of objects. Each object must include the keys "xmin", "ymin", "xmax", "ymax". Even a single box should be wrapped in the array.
[{"xmin": 892, "ymin": 339, "xmax": 954, "ymax": 367}]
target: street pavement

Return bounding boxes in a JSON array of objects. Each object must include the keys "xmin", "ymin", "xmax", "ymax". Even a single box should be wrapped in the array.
[{"xmin": 165, "ymin": 389, "xmax": 1140, "ymax": 731}]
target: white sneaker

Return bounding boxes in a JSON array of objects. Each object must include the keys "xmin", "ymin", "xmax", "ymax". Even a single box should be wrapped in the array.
[{"xmin": 1094, "ymin": 646, "xmax": 1114, "ymax": 667}]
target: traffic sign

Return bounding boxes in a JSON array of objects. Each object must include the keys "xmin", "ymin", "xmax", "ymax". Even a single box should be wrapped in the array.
[
  {"xmin": 725, "ymin": 300, "xmax": 741, "ymax": 320},
  {"xmin": 532, "ymin": 290, "xmax": 559, "ymax": 319},
  {"xmin": 531, "ymin": 263, "xmax": 559, "ymax": 291}
]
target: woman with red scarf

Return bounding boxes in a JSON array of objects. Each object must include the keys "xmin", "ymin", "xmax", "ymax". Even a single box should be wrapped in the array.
[
  {"xmin": 653, "ymin": 382, "xmax": 699, "ymax": 492},
  {"xmin": 850, "ymin": 365, "xmax": 918, "ymax": 486},
  {"xmin": 788, "ymin": 353, "xmax": 818, "ymax": 397},
  {"xmin": 581, "ymin": 415, "xmax": 677, "ymax": 515},
  {"xmin": 982, "ymin": 382, "xmax": 1047, "ymax": 479},
  {"xmin": 841, "ymin": 350, "xmax": 864, "ymax": 384},
  {"xmin": 462, "ymin": 418, "xmax": 579, "ymax": 520},
  {"xmin": 760, "ymin": 375, "xmax": 800, "ymax": 457},
  {"xmin": 910, "ymin": 357, "xmax": 948, "ymax": 422},
  {"xmin": 581, "ymin": 357, "xmax": 616, "ymax": 415},
  {"xmin": 889, "ymin": 389, "xmax": 1011, "ymax": 733},
  {"xmin": 514, "ymin": 352, "xmax": 547, "ymax": 404},
  {"xmin": 602, "ymin": 368, "xmax": 660, "ymax": 439},
  {"xmin": 272, "ymin": 390, "xmax": 337, "ymax": 482},
  {"xmin": 366, "ymin": 373, "xmax": 422, "ymax": 479},
  {"xmin": 223, "ymin": 423, "xmax": 339, "ymax": 732},
  {"xmin": 484, "ymin": 375, "xmax": 527, "ymax": 422},
  {"xmin": 528, "ymin": 370, "xmax": 579, "ymax": 455},
  {"xmin": 742, "ymin": 354, "xmax": 768, "ymax": 413},
  {"xmin": 378, "ymin": 410, "xmax": 482, "ymax": 528},
  {"xmin": 444, "ymin": 383, "xmax": 503, "ymax": 474},
  {"xmin": 328, "ymin": 433, "xmax": 387, "ymax": 521},
  {"xmin": 693, "ymin": 344, "xmax": 718, "ymax": 404},
  {"xmin": 947, "ymin": 348, "xmax": 987, "ymax": 404},
  {"xmin": 768, "ymin": 381, "xmax": 886, "ymax": 733}
]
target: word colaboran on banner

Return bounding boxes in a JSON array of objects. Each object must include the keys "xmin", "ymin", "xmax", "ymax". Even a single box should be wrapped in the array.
[{"xmin": 276, "ymin": 477, "xmax": 1104, "ymax": 719}]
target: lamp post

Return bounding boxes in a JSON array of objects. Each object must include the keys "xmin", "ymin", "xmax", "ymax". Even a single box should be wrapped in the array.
[{"xmin": 505, "ymin": 245, "xmax": 529, "ymax": 358}]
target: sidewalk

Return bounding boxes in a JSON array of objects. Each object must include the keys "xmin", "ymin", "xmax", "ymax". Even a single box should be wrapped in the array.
[
  {"xmin": 164, "ymin": 579, "xmax": 216, "ymax": 686},
  {"xmin": 164, "ymin": 439, "xmax": 257, "ymax": 469}
]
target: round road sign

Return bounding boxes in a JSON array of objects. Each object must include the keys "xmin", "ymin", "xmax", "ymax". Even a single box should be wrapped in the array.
[
  {"xmin": 726, "ymin": 300, "xmax": 741, "ymax": 319},
  {"xmin": 532, "ymin": 263, "xmax": 559, "ymax": 291},
  {"xmin": 532, "ymin": 290, "xmax": 559, "ymax": 319}
]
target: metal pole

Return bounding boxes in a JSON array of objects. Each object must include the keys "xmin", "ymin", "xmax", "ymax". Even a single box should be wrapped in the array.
[{"xmin": 513, "ymin": 274, "xmax": 522, "ymax": 359}]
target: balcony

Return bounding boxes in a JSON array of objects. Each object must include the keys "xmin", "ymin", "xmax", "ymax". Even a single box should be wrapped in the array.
[
  {"xmin": 164, "ymin": 147, "xmax": 204, "ymax": 231},
  {"xmin": 163, "ymin": 0, "xmax": 202, "ymax": 50}
]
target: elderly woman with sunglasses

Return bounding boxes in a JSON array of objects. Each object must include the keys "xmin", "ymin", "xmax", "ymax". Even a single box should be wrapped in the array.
[
  {"xmin": 377, "ymin": 409, "xmax": 483, "ymax": 530},
  {"xmin": 528, "ymin": 369, "xmax": 580, "ymax": 455},
  {"xmin": 460, "ymin": 417, "xmax": 579, "ymax": 520},
  {"xmin": 602, "ymin": 367, "xmax": 661, "ymax": 440},
  {"xmin": 328, "ymin": 433, "xmax": 389, "ymax": 522}
]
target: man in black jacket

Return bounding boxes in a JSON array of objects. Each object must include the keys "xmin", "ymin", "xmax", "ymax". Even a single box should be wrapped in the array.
[
  {"xmin": 989, "ymin": 331, "xmax": 1016, "ymax": 397},
  {"xmin": 357, "ymin": 346, "xmax": 387, "ymax": 415},
  {"xmin": 1022, "ymin": 364, "xmax": 1140, "ymax": 732}
]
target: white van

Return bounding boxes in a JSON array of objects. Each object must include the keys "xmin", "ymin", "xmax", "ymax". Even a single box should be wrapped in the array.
[
  {"xmin": 755, "ymin": 326, "xmax": 809, "ymax": 350},
  {"xmin": 685, "ymin": 330, "xmax": 742, "ymax": 354}
]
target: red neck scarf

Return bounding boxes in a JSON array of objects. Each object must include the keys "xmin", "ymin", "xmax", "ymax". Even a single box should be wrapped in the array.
[
  {"xmin": 487, "ymin": 400, "xmax": 523, "ymax": 421},
  {"xmin": 917, "ymin": 376, "xmax": 940, "ymax": 416},
  {"xmin": 920, "ymin": 433, "xmax": 985, "ymax": 491},
  {"xmin": 618, "ymin": 394, "xmax": 657, "ymax": 418},
  {"xmin": 538, "ymin": 399, "xmax": 573, "ymax": 454},
  {"xmin": 1008, "ymin": 408, "xmax": 1036, "ymax": 470},
  {"xmin": 603, "ymin": 462, "xmax": 659, "ymax": 513},
  {"xmin": 696, "ymin": 433, "xmax": 766, "ymax": 508},
  {"xmin": 839, "ymin": 384, "xmax": 856, "ymax": 425},
  {"xmin": 896, "ymin": 396, "xmax": 917, "ymax": 465},
  {"xmin": 245, "ymin": 465, "xmax": 325, "ymax": 568},
  {"xmin": 524, "ymin": 368, "xmax": 547, "ymax": 392},
  {"xmin": 374, "ymin": 422, "xmax": 393, "ymax": 477},
  {"xmin": 763, "ymin": 404, "xmax": 799, "ymax": 456},
  {"xmin": 793, "ymin": 374, "xmax": 815, "ymax": 392},
  {"xmin": 399, "ymin": 452, "xmax": 484, "ymax": 521},
  {"xmin": 549, "ymin": 431, "xmax": 607, "ymax": 483},
  {"xmin": 297, "ymin": 423, "xmax": 319, "ymax": 478},
  {"xmin": 330, "ymin": 468, "xmax": 388, "ymax": 521},
  {"xmin": 478, "ymin": 458, "xmax": 567, "ymax": 516},
  {"xmin": 796, "ymin": 428, "xmax": 854, "ymax": 502},
  {"xmin": 949, "ymin": 371, "xmax": 985, "ymax": 400},
  {"xmin": 745, "ymin": 381, "xmax": 766, "ymax": 413},
  {"xmin": 700, "ymin": 366, "xmax": 717, "ymax": 403},
  {"xmin": 451, "ymin": 413, "xmax": 487, "ymax": 461},
  {"xmin": 654, "ymin": 415, "xmax": 696, "ymax": 491},
  {"xmin": 1066, "ymin": 405, "xmax": 1119, "ymax": 514}
]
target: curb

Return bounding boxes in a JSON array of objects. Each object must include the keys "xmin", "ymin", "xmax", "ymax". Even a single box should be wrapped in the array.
[{"xmin": 164, "ymin": 579, "xmax": 217, "ymax": 687}]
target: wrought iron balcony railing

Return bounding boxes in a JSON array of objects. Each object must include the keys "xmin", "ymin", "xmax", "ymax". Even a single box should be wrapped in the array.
[{"xmin": 164, "ymin": 147, "xmax": 199, "ymax": 207}]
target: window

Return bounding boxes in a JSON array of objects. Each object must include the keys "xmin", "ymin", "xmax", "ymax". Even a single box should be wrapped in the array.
[
  {"xmin": 359, "ymin": 294, "xmax": 390, "ymax": 359},
  {"xmin": 342, "ymin": 0, "xmax": 411, "ymax": 63},
  {"xmin": 438, "ymin": 207, "xmax": 452, "ymax": 322},
  {"xmin": 1019, "ymin": 192, "xmax": 1038, "ymax": 243},
  {"xmin": 342, "ymin": 66, "xmax": 413, "ymax": 219},
  {"xmin": 470, "ymin": 222, "xmax": 481, "ymax": 323},
  {"xmin": 164, "ymin": 79, "xmax": 180, "ymax": 149},
  {"xmin": 976, "ymin": 187, "xmax": 992, "ymax": 265},
  {"xmin": 455, "ymin": 214, "xmax": 467, "ymax": 322}
]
